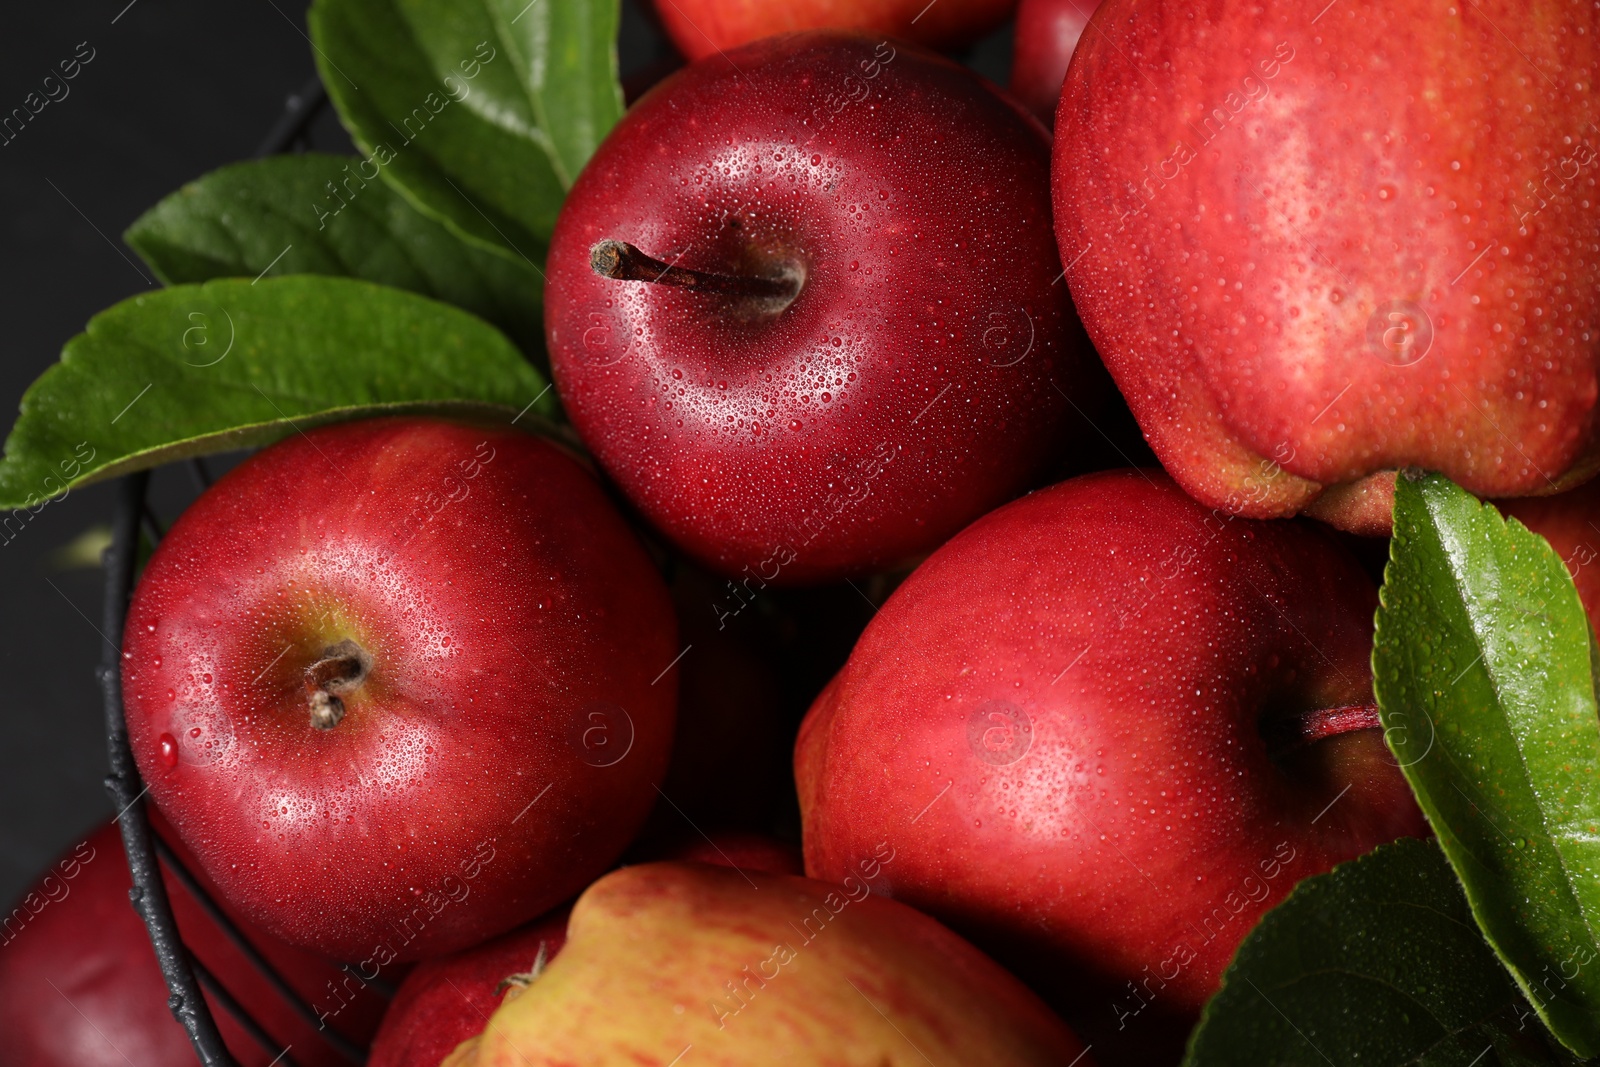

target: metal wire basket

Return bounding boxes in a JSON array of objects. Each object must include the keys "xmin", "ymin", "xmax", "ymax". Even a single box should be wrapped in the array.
[{"xmin": 98, "ymin": 75, "xmax": 384, "ymax": 1067}]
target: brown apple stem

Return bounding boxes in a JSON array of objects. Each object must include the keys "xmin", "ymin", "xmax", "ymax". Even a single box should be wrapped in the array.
[
  {"xmin": 1265, "ymin": 702, "xmax": 1382, "ymax": 756},
  {"xmin": 590, "ymin": 239, "xmax": 798, "ymax": 301},
  {"xmin": 304, "ymin": 639, "xmax": 372, "ymax": 731}
]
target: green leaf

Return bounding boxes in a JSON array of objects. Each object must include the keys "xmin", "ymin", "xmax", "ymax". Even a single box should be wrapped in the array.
[
  {"xmin": 307, "ymin": 0, "xmax": 622, "ymax": 260},
  {"xmin": 494, "ymin": 0, "xmax": 625, "ymax": 184},
  {"xmin": 1186, "ymin": 838, "xmax": 1584, "ymax": 1066},
  {"xmin": 0, "ymin": 277, "xmax": 556, "ymax": 510},
  {"xmin": 125, "ymin": 154, "xmax": 546, "ymax": 360},
  {"xmin": 1374, "ymin": 472, "xmax": 1600, "ymax": 1056}
]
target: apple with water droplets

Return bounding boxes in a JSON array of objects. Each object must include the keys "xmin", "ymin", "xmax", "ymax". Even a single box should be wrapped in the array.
[
  {"xmin": 796, "ymin": 470, "xmax": 1429, "ymax": 1052},
  {"xmin": 1053, "ymin": 0, "xmax": 1600, "ymax": 533},
  {"xmin": 120, "ymin": 416, "xmax": 678, "ymax": 962},
  {"xmin": 545, "ymin": 32, "xmax": 1106, "ymax": 584}
]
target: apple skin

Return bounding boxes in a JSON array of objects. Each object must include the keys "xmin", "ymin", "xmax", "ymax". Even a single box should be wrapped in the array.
[
  {"xmin": 121, "ymin": 417, "xmax": 678, "ymax": 961},
  {"xmin": 546, "ymin": 32, "xmax": 1102, "ymax": 584},
  {"xmin": 796, "ymin": 470, "xmax": 1429, "ymax": 1025},
  {"xmin": 0, "ymin": 820, "xmax": 387, "ymax": 1066},
  {"xmin": 440, "ymin": 862, "xmax": 1093, "ymax": 1067},
  {"xmin": 1502, "ymin": 481, "xmax": 1600, "ymax": 623},
  {"xmin": 369, "ymin": 834, "xmax": 802, "ymax": 1067},
  {"xmin": 1010, "ymin": 0, "xmax": 1103, "ymax": 127},
  {"xmin": 1053, "ymin": 0, "xmax": 1600, "ymax": 533},
  {"xmin": 368, "ymin": 909, "xmax": 569, "ymax": 1067},
  {"xmin": 651, "ymin": 0, "xmax": 1017, "ymax": 62}
]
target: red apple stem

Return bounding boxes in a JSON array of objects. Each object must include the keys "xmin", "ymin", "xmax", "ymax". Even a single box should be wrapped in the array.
[
  {"xmin": 304, "ymin": 639, "xmax": 372, "ymax": 731},
  {"xmin": 1267, "ymin": 702, "xmax": 1383, "ymax": 756},
  {"xmin": 590, "ymin": 239, "xmax": 799, "ymax": 301}
]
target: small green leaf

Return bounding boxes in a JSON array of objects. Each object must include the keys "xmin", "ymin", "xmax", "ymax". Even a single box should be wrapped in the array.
[
  {"xmin": 1186, "ymin": 838, "xmax": 1583, "ymax": 1066},
  {"xmin": 0, "ymin": 277, "xmax": 555, "ymax": 510},
  {"xmin": 125, "ymin": 154, "xmax": 545, "ymax": 359},
  {"xmin": 308, "ymin": 0, "xmax": 622, "ymax": 260},
  {"xmin": 1375, "ymin": 471, "xmax": 1600, "ymax": 1056}
]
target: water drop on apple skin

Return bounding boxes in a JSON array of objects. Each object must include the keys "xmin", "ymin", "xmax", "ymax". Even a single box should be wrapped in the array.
[{"xmin": 158, "ymin": 732, "xmax": 179, "ymax": 768}]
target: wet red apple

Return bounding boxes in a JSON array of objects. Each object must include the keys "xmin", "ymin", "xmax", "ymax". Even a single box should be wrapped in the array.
[
  {"xmin": 796, "ymin": 470, "xmax": 1429, "ymax": 1036},
  {"xmin": 1502, "ymin": 480, "xmax": 1600, "ymax": 623},
  {"xmin": 546, "ymin": 32, "xmax": 1102, "ymax": 584},
  {"xmin": 1054, "ymin": 0, "xmax": 1600, "ymax": 534},
  {"xmin": 121, "ymin": 417, "xmax": 678, "ymax": 961},
  {"xmin": 651, "ymin": 0, "xmax": 1018, "ymax": 62}
]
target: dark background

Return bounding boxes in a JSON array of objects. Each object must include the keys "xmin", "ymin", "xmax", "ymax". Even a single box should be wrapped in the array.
[{"xmin": 0, "ymin": 2, "xmax": 1012, "ymax": 910}]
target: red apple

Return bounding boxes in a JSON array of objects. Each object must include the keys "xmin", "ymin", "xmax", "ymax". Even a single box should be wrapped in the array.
[
  {"xmin": 1010, "ymin": 0, "xmax": 1103, "ymax": 127},
  {"xmin": 651, "ymin": 0, "xmax": 1018, "ymax": 62},
  {"xmin": 369, "ymin": 833, "xmax": 803, "ymax": 1067},
  {"xmin": 650, "ymin": 831, "xmax": 804, "ymax": 876},
  {"xmin": 121, "ymin": 416, "xmax": 678, "ymax": 961},
  {"xmin": 652, "ymin": 562, "xmax": 792, "ymax": 833},
  {"xmin": 545, "ymin": 32, "xmax": 1103, "ymax": 584},
  {"xmin": 0, "ymin": 820, "xmax": 387, "ymax": 1066},
  {"xmin": 1501, "ymin": 481, "xmax": 1600, "ymax": 623},
  {"xmin": 1053, "ymin": 0, "xmax": 1600, "ymax": 534},
  {"xmin": 796, "ymin": 470, "xmax": 1429, "ymax": 1037},
  {"xmin": 369, "ymin": 910, "xmax": 569, "ymax": 1067},
  {"xmin": 441, "ymin": 862, "xmax": 1093, "ymax": 1066}
]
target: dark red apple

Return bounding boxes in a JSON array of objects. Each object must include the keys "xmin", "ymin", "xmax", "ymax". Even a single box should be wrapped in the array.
[
  {"xmin": 651, "ymin": 0, "xmax": 1017, "ymax": 62},
  {"xmin": 1010, "ymin": 0, "xmax": 1103, "ymax": 127},
  {"xmin": 653, "ymin": 562, "xmax": 792, "ymax": 833},
  {"xmin": 121, "ymin": 417, "xmax": 678, "ymax": 961},
  {"xmin": 651, "ymin": 830, "xmax": 803, "ymax": 875},
  {"xmin": 1053, "ymin": 0, "xmax": 1600, "ymax": 534},
  {"xmin": 0, "ymin": 820, "xmax": 387, "ymax": 1066},
  {"xmin": 796, "ymin": 470, "xmax": 1429, "ymax": 1037},
  {"xmin": 546, "ymin": 32, "xmax": 1102, "ymax": 584}
]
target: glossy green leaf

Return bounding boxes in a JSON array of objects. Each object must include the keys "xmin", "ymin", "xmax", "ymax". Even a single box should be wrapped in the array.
[
  {"xmin": 0, "ymin": 277, "xmax": 556, "ymax": 510},
  {"xmin": 495, "ymin": 0, "xmax": 625, "ymax": 184},
  {"xmin": 125, "ymin": 154, "xmax": 545, "ymax": 359},
  {"xmin": 1186, "ymin": 838, "xmax": 1584, "ymax": 1066},
  {"xmin": 308, "ymin": 0, "xmax": 622, "ymax": 259},
  {"xmin": 1374, "ymin": 472, "xmax": 1600, "ymax": 1056}
]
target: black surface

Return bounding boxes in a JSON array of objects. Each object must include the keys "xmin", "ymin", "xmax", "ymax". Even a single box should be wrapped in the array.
[
  {"xmin": 0, "ymin": 0, "xmax": 335, "ymax": 911},
  {"xmin": 0, "ymin": 0, "xmax": 1009, "ymax": 911}
]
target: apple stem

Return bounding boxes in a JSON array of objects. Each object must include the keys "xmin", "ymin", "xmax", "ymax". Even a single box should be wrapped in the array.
[
  {"xmin": 589, "ymin": 239, "xmax": 799, "ymax": 301},
  {"xmin": 304, "ymin": 639, "xmax": 371, "ymax": 731},
  {"xmin": 494, "ymin": 940, "xmax": 552, "ymax": 1001},
  {"xmin": 1267, "ymin": 702, "xmax": 1383, "ymax": 755}
]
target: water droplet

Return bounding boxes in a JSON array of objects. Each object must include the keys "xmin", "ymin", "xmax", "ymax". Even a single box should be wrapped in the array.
[{"xmin": 158, "ymin": 733, "xmax": 179, "ymax": 768}]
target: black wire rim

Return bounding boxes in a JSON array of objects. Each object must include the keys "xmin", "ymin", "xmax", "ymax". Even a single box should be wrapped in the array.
[{"xmin": 97, "ymin": 74, "xmax": 386, "ymax": 1067}]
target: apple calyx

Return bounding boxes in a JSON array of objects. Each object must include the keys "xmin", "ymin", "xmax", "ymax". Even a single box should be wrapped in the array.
[
  {"xmin": 589, "ymin": 239, "xmax": 801, "ymax": 307},
  {"xmin": 303, "ymin": 639, "xmax": 372, "ymax": 731},
  {"xmin": 1262, "ymin": 702, "xmax": 1383, "ymax": 758}
]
